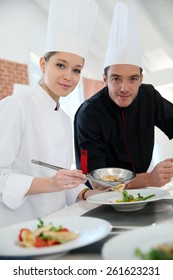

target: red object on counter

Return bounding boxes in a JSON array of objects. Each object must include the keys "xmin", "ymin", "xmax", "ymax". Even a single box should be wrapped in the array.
[{"xmin": 80, "ymin": 150, "xmax": 88, "ymax": 174}]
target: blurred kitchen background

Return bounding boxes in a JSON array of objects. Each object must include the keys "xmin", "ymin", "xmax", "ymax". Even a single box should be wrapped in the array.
[{"xmin": 0, "ymin": 0, "xmax": 173, "ymax": 169}]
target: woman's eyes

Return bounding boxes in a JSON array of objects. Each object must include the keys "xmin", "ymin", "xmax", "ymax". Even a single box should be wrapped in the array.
[
  {"xmin": 56, "ymin": 63, "xmax": 65, "ymax": 69},
  {"xmin": 73, "ymin": 69, "xmax": 81, "ymax": 74},
  {"xmin": 56, "ymin": 64, "xmax": 81, "ymax": 74}
]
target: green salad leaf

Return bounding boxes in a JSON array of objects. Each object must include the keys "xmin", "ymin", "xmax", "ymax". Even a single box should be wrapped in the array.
[
  {"xmin": 37, "ymin": 218, "xmax": 45, "ymax": 228},
  {"xmin": 134, "ymin": 247, "xmax": 173, "ymax": 260},
  {"xmin": 120, "ymin": 190, "xmax": 155, "ymax": 202}
]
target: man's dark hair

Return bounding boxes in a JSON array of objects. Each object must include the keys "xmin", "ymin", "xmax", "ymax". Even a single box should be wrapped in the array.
[{"xmin": 104, "ymin": 65, "xmax": 143, "ymax": 77}]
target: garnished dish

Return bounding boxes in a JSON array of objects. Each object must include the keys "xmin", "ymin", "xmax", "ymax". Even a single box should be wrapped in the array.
[
  {"xmin": 135, "ymin": 242, "xmax": 173, "ymax": 260},
  {"xmin": 0, "ymin": 216, "xmax": 111, "ymax": 258},
  {"xmin": 18, "ymin": 218, "xmax": 78, "ymax": 248},
  {"xmin": 113, "ymin": 190, "xmax": 155, "ymax": 203},
  {"xmin": 87, "ymin": 188, "xmax": 169, "ymax": 212}
]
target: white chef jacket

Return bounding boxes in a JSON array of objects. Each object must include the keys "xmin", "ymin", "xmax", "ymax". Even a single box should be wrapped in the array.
[{"xmin": 0, "ymin": 84, "xmax": 85, "ymax": 227}]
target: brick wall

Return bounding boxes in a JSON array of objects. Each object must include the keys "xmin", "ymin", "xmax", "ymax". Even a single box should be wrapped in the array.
[
  {"xmin": 0, "ymin": 59, "xmax": 29, "ymax": 100},
  {"xmin": 82, "ymin": 77, "xmax": 104, "ymax": 100},
  {"xmin": 0, "ymin": 60, "xmax": 103, "ymax": 101}
]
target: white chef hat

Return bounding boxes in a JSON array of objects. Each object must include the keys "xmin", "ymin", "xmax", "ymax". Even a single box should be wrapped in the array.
[
  {"xmin": 45, "ymin": 0, "xmax": 98, "ymax": 59},
  {"xmin": 104, "ymin": 1, "xmax": 142, "ymax": 68}
]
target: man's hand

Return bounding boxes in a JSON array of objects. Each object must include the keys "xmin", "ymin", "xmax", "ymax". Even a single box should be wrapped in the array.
[{"xmin": 148, "ymin": 158, "xmax": 173, "ymax": 187}]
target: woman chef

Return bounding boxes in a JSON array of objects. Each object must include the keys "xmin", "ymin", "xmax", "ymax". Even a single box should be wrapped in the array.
[{"xmin": 0, "ymin": 0, "xmax": 98, "ymax": 227}]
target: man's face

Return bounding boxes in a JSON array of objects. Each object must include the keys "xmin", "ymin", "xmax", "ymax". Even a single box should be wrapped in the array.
[{"xmin": 103, "ymin": 64, "xmax": 143, "ymax": 108}]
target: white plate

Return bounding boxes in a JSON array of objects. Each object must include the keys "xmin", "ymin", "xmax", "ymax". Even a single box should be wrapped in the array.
[
  {"xmin": 0, "ymin": 216, "xmax": 111, "ymax": 258},
  {"xmin": 102, "ymin": 223, "xmax": 173, "ymax": 259},
  {"xmin": 87, "ymin": 188, "xmax": 169, "ymax": 211}
]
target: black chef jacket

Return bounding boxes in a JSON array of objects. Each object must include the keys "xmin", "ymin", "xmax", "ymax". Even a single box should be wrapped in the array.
[{"xmin": 74, "ymin": 84, "xmax": 173, "ymax": 174}]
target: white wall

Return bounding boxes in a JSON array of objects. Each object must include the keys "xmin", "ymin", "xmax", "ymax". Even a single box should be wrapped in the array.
[
  {"xmin": 0, "ymin": 0, "xmax": 47, "ymax": 64},
  {"xmin": 148, "ymin": 85, "xmax": 173, "ymax": 171},
  {"xmin": 156, "ymin": 85, "xmax": 173, "ymax": 160}
]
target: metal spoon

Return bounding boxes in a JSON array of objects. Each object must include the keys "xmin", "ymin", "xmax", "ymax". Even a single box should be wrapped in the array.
[{"xmin": 31, "ymin": 159, "xmax": 120, "ymax": 188}]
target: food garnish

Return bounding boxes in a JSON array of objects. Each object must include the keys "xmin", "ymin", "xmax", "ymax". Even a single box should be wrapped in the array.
[
  {"xmin": 17, "ymin": 218, "xmax": 78, "ymax": 248},
  {"xmin": 134, "ymin": 242, "xmax": 173, "ymax": 260},
  {"xmin": 110, "ymin": 190, "xmax": 155, "ymax": 203},
  {"xmin": 111, "ymin": 184, "xmax": 125, "ymax": 191}
]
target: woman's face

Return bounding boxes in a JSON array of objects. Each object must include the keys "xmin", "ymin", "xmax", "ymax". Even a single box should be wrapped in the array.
[{"xmin": 40, "ymin": 52, "xmax": 84, "ymax": 102}]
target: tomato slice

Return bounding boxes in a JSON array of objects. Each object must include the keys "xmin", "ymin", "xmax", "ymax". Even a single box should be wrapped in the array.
[
  {"xmin": 35, "ymin": 237, "xmax": 59, "ymax": 247},
  {"xmin": 47, "ymin": 239, "xmax": 60, "ymax": 246},
  {"xmin": 60, "ymin": 228, "xmax": 69, "ymax": 232},
  {"xmin": 18, "ymin": 228, "xmax": 30, "ymax": 241},
  {"xmin": 35, "ymin": 237, "xmax": 48, "ymax": 247}
]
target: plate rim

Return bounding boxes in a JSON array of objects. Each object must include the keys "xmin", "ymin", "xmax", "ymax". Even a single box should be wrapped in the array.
[{"xmin": 102, "ymin": 223, "xmax": 173, "ymax": 260}]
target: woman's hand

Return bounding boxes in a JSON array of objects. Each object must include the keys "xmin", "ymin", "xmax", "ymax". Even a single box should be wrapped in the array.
[
  {"xmin": 28, "ymin": 169, "xmax": 87, "ymax": 195},
  {"xmin": 51, "ymin": 169, "xmax": 87, "ymax": 190}
]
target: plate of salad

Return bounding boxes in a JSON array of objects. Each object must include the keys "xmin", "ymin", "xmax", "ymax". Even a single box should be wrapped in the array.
[
  {"xmin": 102, "ymin": 223, "xmax": 173, "ymax": 260},
  {"xmin": 87, "ymin": 187, "xmax": 169, "ymax": 211},
  {"xmin": 0, "ymin": 216, "xmax": 111, "ymax": 258}
]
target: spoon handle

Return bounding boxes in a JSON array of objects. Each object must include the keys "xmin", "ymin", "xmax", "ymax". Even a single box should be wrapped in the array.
[{"xmin": 31, "ymin": 159, "xmax": 118, "ymax": 188}]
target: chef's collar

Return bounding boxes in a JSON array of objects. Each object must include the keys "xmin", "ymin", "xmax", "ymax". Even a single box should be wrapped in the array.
[
  {"xmin": 54, "ymin": 103, "xmax": 60, "ymax": 111},
  {"xmin": 35, "ymin": 83, "xmax": 60, "ymax": 111}
]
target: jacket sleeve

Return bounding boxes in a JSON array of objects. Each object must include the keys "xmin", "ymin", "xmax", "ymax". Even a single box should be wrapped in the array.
[
  {"xmin": 0, "ymin": 97, "xmax": 33, "ymax": 209},
  {"xmin": 74, "ymin": 103, "xmax": 107, "ymax": 172},
  {"xmin": 154, "ymin": 90, "xmax": 173, "ymax": 139},
  {"xmin": 65, "ymin": 184, "xmax": 86, "ymax": 206}
]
